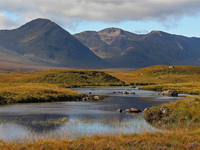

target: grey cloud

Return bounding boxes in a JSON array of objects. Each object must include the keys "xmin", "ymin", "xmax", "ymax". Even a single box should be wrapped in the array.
[{"xmin": 0, "ymin": 0, "xmax": 200, "ymax": 29}]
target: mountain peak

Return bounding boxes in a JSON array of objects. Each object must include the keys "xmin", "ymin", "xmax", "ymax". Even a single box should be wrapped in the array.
[
  {"xmin": 18, "ymin": 18, "xmax": 59, "ymax": 32},
  {"xmin": 99, "ymin": 27, "xmax": 125, "ymax": 36}
]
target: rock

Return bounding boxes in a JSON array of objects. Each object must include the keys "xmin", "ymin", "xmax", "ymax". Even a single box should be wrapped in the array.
[
  {"xmin": 144, "ymin": 107, "xmax": 150, "ymax": 112},
  {"xmin": 82, "ymin": 97, "xmax": 86, "ymax": 101},
  {"xmin": 125, "ymin": 109, "xmax": 131, "ymax": 113},
  {"xmin": 89, "ymin": 92, "xmax": 92, "ymax": 94},
  {"xmin": 123, "ymin": 91, "xmax": 129, "ymax": 94},
  {"xmin": 130, "ymin": 92, "xmax": 135, "ymax": 94},
  {"xmin": 117, "ymin": 109, "xmax": 122, "ymax": 113},
  {"xmin": 113, "ymin": 92, "xmax": 116, "ymax": 93},
  {"xmin": 161, "ymin": 89, "xmax": 178, "ymax": 96},
  {"xmin": 131, "ymin": 108, "xmax": 142, "ymax": 113},
  {"xmin": 118, "ymin": 91, "xmax": 122, "ymax": 93},
  {"xmin": 160, "ymin": 107, "xmax": 168, "ymax": 113},
  {"xmin": 169, "ymin": 66, "xmax": 175, "ymax": 68},
  {"xmin": 94, "ymin": 96, "xmax": 99, "ymax": 100},
  {"xmin": 128, "ymin": 86, "xmax": 136, "ymax": 88}
]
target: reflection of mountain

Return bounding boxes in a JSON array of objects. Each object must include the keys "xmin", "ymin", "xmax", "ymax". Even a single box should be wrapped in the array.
[{"xmin": 0, "ymin": 114, "xmax": 67, "ymax": 133}]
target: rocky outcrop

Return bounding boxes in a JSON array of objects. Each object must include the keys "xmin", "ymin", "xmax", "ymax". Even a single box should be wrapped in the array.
[{"xmin": 161, "ymin": 90, "xmax": 178, "ymax": 96}]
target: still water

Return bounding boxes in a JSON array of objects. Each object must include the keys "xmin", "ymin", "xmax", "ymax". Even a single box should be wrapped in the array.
[{"xmin": 0, "ymin": 87, "xmax": 185, "ymax": 141}]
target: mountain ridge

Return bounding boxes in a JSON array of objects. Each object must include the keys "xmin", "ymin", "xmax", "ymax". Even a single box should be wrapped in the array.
[{"xmin": 74, "ymin": 28, "xmax": 200, "ymax": 68}]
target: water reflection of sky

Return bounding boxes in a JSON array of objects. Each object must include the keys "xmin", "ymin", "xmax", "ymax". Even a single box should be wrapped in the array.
[{"xmin": 0, "ymin": 87, "xmax": 186, "ymax": 141}]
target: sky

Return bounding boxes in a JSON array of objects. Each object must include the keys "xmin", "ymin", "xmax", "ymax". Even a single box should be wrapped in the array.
[{"xmin": 0, "ymin": 0, "xmax": 200, "ymax": 37}]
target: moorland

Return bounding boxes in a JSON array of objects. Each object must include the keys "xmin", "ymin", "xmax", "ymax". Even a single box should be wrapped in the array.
[{"xmin": 0, "ymin": 65, "xmax": 200, "ymax": 149}]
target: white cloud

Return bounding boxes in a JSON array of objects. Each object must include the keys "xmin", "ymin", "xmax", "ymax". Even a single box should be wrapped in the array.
[{"xmin": 0, "ymin": 0, "xmax": 200, "ymax": 29}]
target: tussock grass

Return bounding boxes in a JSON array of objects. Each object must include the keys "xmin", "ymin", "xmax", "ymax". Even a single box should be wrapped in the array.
[{"xmin": 143, "ymin": 98, "xmax": 200, "ymax": 129}]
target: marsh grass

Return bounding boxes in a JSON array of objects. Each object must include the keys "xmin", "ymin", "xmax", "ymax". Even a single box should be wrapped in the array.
[{"xmin": 0, "ymin": 83, "xmax": 84, "ymax": 104}]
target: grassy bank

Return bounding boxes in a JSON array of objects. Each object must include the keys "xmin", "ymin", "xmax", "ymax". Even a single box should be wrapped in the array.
[
  {"xmin": 0, "ymin": 69, "xmax": 126, "ymax": 105},
  {"xmin": 139, "ymin": 82, "xmax": 200, "ymax": 94},
  {"xmin": 0, "ymin": 83, "xmax": 84, "ymax": 104},
  {"xmin": 109, "ymin": 65, "xmax": 200, "ymax": 94}
]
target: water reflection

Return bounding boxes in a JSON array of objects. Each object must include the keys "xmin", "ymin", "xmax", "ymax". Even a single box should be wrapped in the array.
[{"xmin": 0, "ymin": 87, "xmax": 186, "ymax": 141}]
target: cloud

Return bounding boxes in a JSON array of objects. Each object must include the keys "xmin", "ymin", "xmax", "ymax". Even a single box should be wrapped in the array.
[{"xmin": 0, "ymin": 0, "xmax": 200, "ymax": 29}]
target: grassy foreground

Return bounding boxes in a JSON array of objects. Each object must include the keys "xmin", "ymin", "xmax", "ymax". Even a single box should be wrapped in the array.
[{"xmin": 1, "ymin": 128, "xmax": 200, "ymax": 150}]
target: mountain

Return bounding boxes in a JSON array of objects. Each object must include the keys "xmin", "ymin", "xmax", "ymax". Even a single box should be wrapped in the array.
[
  {"xmin": 0, "ymin": 18, "xmax": 109, "ymax": 69},
  {"xmin": 74, "ymin": 28, "xmax": 200, "ymax": 68}
]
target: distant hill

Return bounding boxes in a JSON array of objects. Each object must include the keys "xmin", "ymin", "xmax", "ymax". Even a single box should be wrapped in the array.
[
  {"xmin": 0, "ymin": 18, "xmax": 109, "ymax": 69},
  {"xmin": 74, "ymin": 28, "xmax": 200, "ymax": 68}
]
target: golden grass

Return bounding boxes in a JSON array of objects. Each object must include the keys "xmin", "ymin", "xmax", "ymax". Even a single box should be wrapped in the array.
[
  {"xmin": 1, "ymin": 127, "xmax": 200, "ymax": 150},
  {"xmin": 109, "ymin": 65, "xmax": 200, "ymax": 85},
  {"xmin": 0, "ymin": 83, "xmax": 84, "ymax": 104}
]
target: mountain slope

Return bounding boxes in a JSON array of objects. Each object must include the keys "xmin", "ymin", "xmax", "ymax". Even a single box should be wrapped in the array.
[
  {"xmin": 0, "ymin": 18, "xmax": 109, "ymax": 68},
  {"xmin": 74, "ymin": 28, "xmax": 200, "ymax": 68}
]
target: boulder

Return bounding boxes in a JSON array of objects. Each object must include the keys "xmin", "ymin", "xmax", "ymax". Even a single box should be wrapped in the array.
[
  {"xmin": 123, "ymin": 91, "xmax": 129, "ymax": 94},
  {"xmin": 130, "ymin": 92, "xmax": 135, "ymax": 94},
  {"xmin": 161, "ymin": 90, "xmax": 178, "ymax": 96},
  {"xmin": 117, "ymin": 109, "xmax": 122, "ymax": 113},
  {"xmin": 131, "ymin": 108, "xmax": 142, "ymax": 113},
  {"xmin": 94, "ymin": 96, "xmax": 100, "ymax": 100},
  {"xmin": 125, "ymin": 109, "xmax": 131, "ymax": 113}
]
